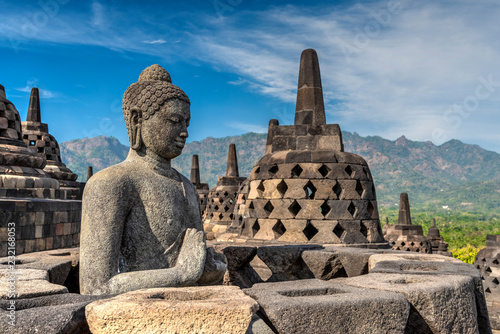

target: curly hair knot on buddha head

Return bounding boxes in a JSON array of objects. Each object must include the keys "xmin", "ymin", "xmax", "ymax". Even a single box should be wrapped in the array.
[{"xmin": 122, "ymin": 64, "xmax": 190, "ymax": 138}]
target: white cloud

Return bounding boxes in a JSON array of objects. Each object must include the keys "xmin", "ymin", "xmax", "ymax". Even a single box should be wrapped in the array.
[
  {"xmin": 143, "ymin": 39, "xmax": 167, "ymax": 44},
  {"xmin": 192, "ymin": 0, "xmax": 500, "ymax": 148},
  {"xmin": 15, "ymin": 80, "xmax": 56, "ymax": 98},
  {"xmin": 226, "ymin": 121, "xmax": 268, "ymax": 133}
]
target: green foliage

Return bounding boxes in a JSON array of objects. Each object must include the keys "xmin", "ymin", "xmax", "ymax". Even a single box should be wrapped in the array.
[
  {"xmin": 451, "ymin": 245, "xmax": 484, "ymax": 264},
  {"xmin": 380, "ymin": 207, "xmax": 500, "ymax": 250}
]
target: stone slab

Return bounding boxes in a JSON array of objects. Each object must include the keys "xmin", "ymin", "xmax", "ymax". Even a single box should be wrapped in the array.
[
  {"xmin": 86, "ymin": 285, "xmax": 259, "ymax": 334},
  {"xmin": 0, "ymin": 279, "xmax": 68, "ymax": 299},
  {"xmin": 338, "ymin": 273, "xmax": 481, "ymax": 334},
  {"xmin": 244, "ymin": 279, "xmax": 409, "ymax": 334}
]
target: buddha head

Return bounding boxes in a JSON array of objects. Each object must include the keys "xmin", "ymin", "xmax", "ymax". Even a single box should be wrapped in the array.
[{"xmin": 123, "ymin": 64, "xmax": 191, "ymax": 160}]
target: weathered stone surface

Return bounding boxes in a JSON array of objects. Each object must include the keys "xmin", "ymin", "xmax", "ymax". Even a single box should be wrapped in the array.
[
  {"xmin": 339, "ymin": 273, "xmax": 481, "ymax": 334},
  {"xmin": 256, "ymin": 245, "xmax": 317, "ymax": 281},
  {"xmin": 86, "ymin": 286, "xmax": 259, "ymax": 334},
  {"xmin": 0, "ymin": 279, "xmax": 67, "ymax": 299},
  {"xmin": 244, "ymin": 279, "xmax": 410, "ymax": 334},
  {"xmin": 0, "ymin": 253, "xmax": 72, "ymax": 285},
  {"xmin": 368, "ymin": 253, "xmax": 462, "ymax": 270},
  {"xmin": 370, "ymin": 253, "xmax": 491, "ymax": 334},
  {"xmin": 0, "ymin": 268, "xmax": 48, "ymax": 281},
  {"xmin": 0, "ymin": 294, "xmax": 111, "ymax": 334},
  {"xmin": 301, "ymin": 250, "xmax": 347, "ymax": 280},
  {"xmin": 80, "ymin": 65, "xmax": 226, "ymax": 295}
]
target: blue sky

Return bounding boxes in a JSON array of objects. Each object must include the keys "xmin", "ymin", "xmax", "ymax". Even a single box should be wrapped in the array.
[{"xmin": 1, "ymin": 0, "xmax": 499, "ymax": 153}]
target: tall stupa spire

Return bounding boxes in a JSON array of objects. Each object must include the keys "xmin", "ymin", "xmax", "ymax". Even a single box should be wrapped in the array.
[
  {"xmin": 225, "ymin": 143, "xmax": 239, "ymax": 177},
  {"xmin": 190, "ymin": 155, "xmax": 201, "ymax": 184},
  {"xmin": 397, "ymin": 193, "xmax": 412, "ymax": 225},
  {"xmin": 27, "ymin": 87, "xmax": 41, "ymax": 122},
  {"xmin": 294, "ymin": 49, "xmax": 326, "ymax": 126}
]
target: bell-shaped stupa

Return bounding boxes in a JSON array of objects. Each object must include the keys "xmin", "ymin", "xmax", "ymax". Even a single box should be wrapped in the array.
[
  {"xmin": 22, "ymin": 88, "xmax": 79, "ymax": 193},
  {"xmin": 203, "ymin": 143, "xmax": 247, "ymax": 239},
  {"xmin": 232, "ymin": 49, "xmax": 384, "ymax": 245},
  {"xmin": 0, "ymin": 84, "xmax": 60, "ymax": 198},
  {"xmin": 384, "ymin": 193, "xmax": 431, "ymax": 253}
]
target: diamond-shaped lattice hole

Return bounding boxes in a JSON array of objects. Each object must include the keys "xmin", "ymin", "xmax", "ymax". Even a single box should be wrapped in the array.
[
  {"xmin": 214, "ymin": 205, "xmax": 219, "ymax": 211},
  {"xmin": 355, "ymin": 180, "xmax": 364, "ymax": 197},
  {"xmin": 401, "ymin": 241, "xmax": 406, "ymax": 247},
  {"xmin": 229, "ymin": 199, "xmax": 234, "ymax": 204},
  {"xmin": 303, "ymin": 222, "xmax": 318, "ymax": 240},
  {"xmin": 494, "ymin": 259, "xmax": 499, "ymax": 265},
  {"xmin": 218, "ymin": 213, "xmax": 224, "ymax": 220},
  {"xmin": 493, "ymin": 278, "xmax": 500, "ymax": 286},
  {"xmin": 410, "ymin": 242, "xmax": 415, "ymax": 246},
  {"xmin": 291, "ymin": 164, "xmax": 303, "ymax": 177},
  {"xmin": 345, "ymin": 165, "xmax": 353, "ymax": 177},
  {"xmin": 419, "ymin": 242, "xmax": 424, "ymax": 246},
  {"xmin": 277, "ymin": 180, "xmax": 288, "ymax": 197},
  {"xmin": 248, "ymin": 201, "xmax": 255, "ymax": 210},
  {"xmin": 218, "ymin": 197, "xmax": 224, "ymax": 204},
  {"xmin": 304, "ymin": 181, "xmax": 317, "ymax": 199},
  {"xmin": 347, "ymin": 202, "xmax": 356, "ymax": 217},
  {"xmin": 333, "ymin": 223, "xmax": 345, "ymax": 239},
  {"xmin": 320, "ymin": 201, "xmax": 330, "ymax": 217},
  {"xmin": 264, "ymin": 201, "xmax": 274, "ymax": 215},
  {"xmin": 257, "ymin": 181, "xmax": 265, "ymax": 195},
  {"xmin": 415, "ymin": 248, "xmax": 420, "ymax": 252},
  {"xmin": 332, "ymin": 182, "xmax": 342, "ymax": 198},
  {"xmin": 272, "ymin": 220, "xmax": 286, "ymax": 238},
  {"xmin": 367, "ymin": 202, "xmax": 375, "ymax": 217},
  {"xmin": 318, "ymin": 165, "xmax": 330, "ymax": 178},
  {"xmin": 224, "ymin": 205, "xmax": 229, "ymax": 212},
  {"xmin": 223, "ymin": 191, "xmax": 229, "ymax": 197},
  {"xmin": 238, "ymin": 216, "xmax": 243, "ymax": 222},
  {"xmin": 360, "ymin": 222, "xmax": 368, "ymax": 238},
  {"xmin": 252, "ymin": 220, "xmax": 260, "ymax": 235},
  {"xmin": 288, "ymin": 200, "xmax": 302, "ymax": 217},
  {"xmin": 268, "ymin": 165, "xmax": 279, "ymax": 175}
]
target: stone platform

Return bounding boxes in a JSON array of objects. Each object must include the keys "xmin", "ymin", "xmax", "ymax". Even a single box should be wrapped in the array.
[{"xmin": 0, "ymin": 245, "xmax": 492, "ymax": 333}]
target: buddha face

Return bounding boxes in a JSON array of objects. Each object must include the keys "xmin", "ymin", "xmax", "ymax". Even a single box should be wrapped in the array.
[{"xmin": 140, "ymin": 99, "xmax": 190, "ymax": 160}]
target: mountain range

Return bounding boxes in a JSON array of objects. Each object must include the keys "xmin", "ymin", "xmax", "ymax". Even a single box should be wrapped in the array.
[{"xmin": 59, "ymin": 132, "xmax": 500, "ymax": 214}]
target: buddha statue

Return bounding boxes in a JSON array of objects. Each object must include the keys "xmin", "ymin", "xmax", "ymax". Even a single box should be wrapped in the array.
[{"xmin": 80, "ymin": 65, "xmax": 227, "ymax": 295}]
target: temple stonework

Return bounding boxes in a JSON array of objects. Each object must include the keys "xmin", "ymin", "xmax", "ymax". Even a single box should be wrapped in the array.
[
  {"xmin": 427, "ymin": 218, "xmax": 451, "ymax": 256},
  {"xmin": 0, "ymin": 84, "xmax": 81, "ymax": 256},
  {"xmin": 190, "ymin": 155, "xmax": 209, "ymax": 216},
  {"xmin": 231, "ymin": 49, "xmax": 384, "ymax": 245},
  {"xmin": 22, "ymin": 88, "xmax": 79, "ymax": 198},
  {"xmin": 384, "ymin": 193, "xmax": 431, "ymax": 253},
  {"xmin": 203, "ymin": 143, "xmax": 246, "ymax": 239}
]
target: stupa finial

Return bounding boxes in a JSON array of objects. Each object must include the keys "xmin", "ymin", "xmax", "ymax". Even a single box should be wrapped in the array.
[
  {"xmin": 397, "ymin": 193, "xmax": 412, "ymax": 225},
  {"xmin": 27, "ymin": 87, "xmax": 41, "ymax": 122},
  {"xmin": 226, "ymin": 143, "xmax": 239, "ymax": 177},
  {"xmin": 294, "ymin": 49, "xmax": 326, "ymax": 126},
  {"xmin": 191, "ymin": 155, "xmax": 201, "ymax": 184}
]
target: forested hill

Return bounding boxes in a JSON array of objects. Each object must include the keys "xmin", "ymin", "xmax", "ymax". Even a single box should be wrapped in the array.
[{"xmin": 60, "ymin": 132, "xmax": 500, "ymax": 213}]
